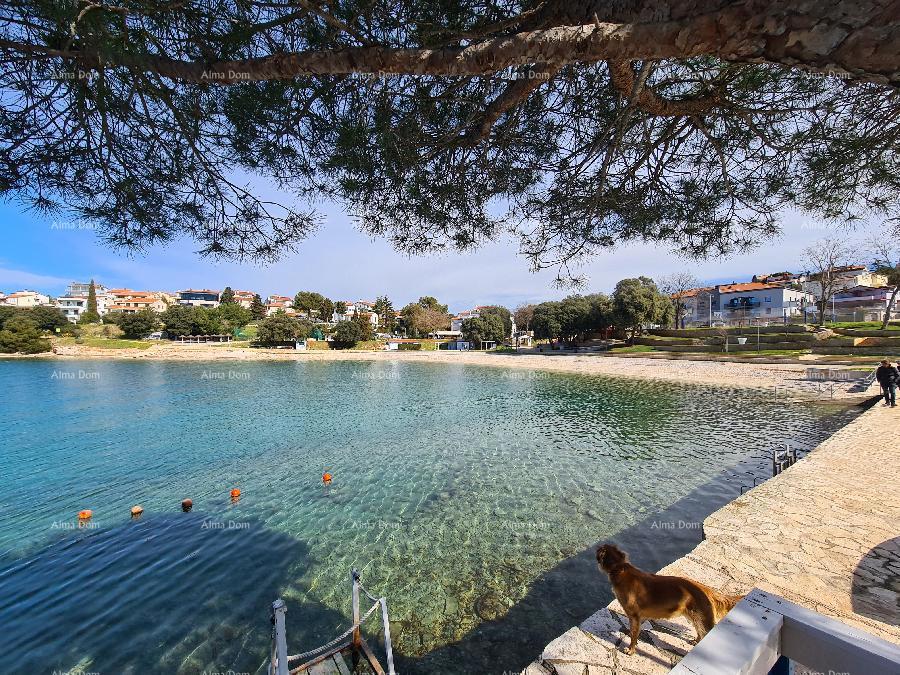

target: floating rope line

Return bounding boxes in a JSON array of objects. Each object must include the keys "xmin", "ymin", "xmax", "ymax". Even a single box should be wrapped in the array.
[{"xmin": 286, "ymin": 599, "xmax": 381, "ymax": 663}]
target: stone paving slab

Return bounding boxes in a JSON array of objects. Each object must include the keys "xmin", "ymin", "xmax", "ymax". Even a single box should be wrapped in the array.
[{"xmin": 523, "ymin": 401, "xmax": 900, "ymax": 674}]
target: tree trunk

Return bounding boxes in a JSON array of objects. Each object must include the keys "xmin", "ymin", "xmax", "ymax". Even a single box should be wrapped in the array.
[
  {"xmin": 6, "ymin": 1, "xmax": 897, "ymax": 85},
  {"xmin": 882, "ymin": 287, "xmax": 900, "ymax": 330}
]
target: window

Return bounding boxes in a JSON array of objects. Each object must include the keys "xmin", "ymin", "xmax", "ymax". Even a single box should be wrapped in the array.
[
  {"xmin": 764, "ymin": 296, "xmax": 772, "ymax": 302},
  {"xmin": 766, "ymin": 308, "xmax": 772, "ymax": 314}
]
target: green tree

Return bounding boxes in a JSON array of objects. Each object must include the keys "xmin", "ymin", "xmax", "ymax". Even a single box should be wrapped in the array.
[
  {"xmin": 219, "ymin": 286, "xmax": 236, "ymax": 304},
  {"xmin": 335, "ymin": 301, "xmax": 348, "ymax": 316},
  {"xmin": 215, "ymin": 302, "xmax": 253, "ymax": 331},
  {"xmin": 320, "ymin": 298, "xmax": 335, "ymax": 323},
  {"xmin": 79, "ymin": 279, "xmax": 101, "ymax": 324},
  {"xmin": 532, "ymin": 302, "xmax": 563, "ymax": 343},
  {"xmin": 2, "ymin": 3, "xmax": 895, "ymax": 278},
  {"xmin": 250, "ymin": 294, "xmax": 267, "ymax": 320},
  {"xmin": 514, "ymin": 304, "xmax": 536, "ymax": 333},
  {"xmin": 293, "ymin": 291, "xmax": 325, "ymax": 319},
  {"xmin": 418, "ymin": 296, "xmax": 448, "ymax": 314},
  {"xmin": 27, "ymin": 306, "xmax": 71, "ymax": 332},
  {"xmin": 332, "ymin": 313, "xmax": 374, "ymax": 348},
  {"xmin": 116, "ymin": 310, "xmax": 160, "ymax": 338},
  {"xmin": 160, "ymin": 304, "xmax": 224, "ymax": 336},
  {"xmin": 400, "ymin": 297, "xmax": 450, "ymax": 337},
  {"xmin": 462, "ymin": 314, "xmax": 506, "ymax": 348},
  {"xmin": 0, "ymin": 315, "xmax": 51, "ymax": 353},
  {"xmin": 612, "ymin": 277, "xmax": 672, "ymax": 341},
  {"xmin": 478, "ymin": 306, "xmax": 512, "ymax": 338},
  {"xmin": 257, "ymin": 311, "xmax": 311, "ymax": 345},
  {"xmin": 373, "ymin": 296, "xmax": 395, "ymax": 330}
]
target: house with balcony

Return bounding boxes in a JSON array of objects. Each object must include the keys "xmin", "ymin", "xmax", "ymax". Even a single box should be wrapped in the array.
[
  {"xmin": 831, "ymin": 285, "xmax": 900, "ymax": 322},
  {"xmin": 177, "ymin": 289, "xmax": 220, "ymax": 308},
  {"xmin": 63, "ymin": 281, "xmax": 113, "ymax": 315},
  {"xmin": 717, "ymin": 282, "xmax": 813, "ymax": 325},
  {"xmin": 55, "ymin": 296, "xmax": 88, "ymax": 322},
  {"xmin": 65, "ymin": 281, "xmax": 107, "ymax": 297},
  {"xmin": 107, "ymin": 296, "xmax": 168, "ymax": 314}
]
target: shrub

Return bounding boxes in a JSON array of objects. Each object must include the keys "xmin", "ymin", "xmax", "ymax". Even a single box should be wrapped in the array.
[
  {"xmin": 398, "ymin": 342, "xmax": 422, "ymax": 350},
  {"xmin": 257, "ymin": 312, "xmax": 311, "ymax": 346},
  {"xmin": 0, "ymin": 315, "xmax": 51, "ymax": 353}
]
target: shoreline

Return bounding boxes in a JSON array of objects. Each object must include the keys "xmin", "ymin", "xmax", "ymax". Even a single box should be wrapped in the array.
[
  {"xmin": 524, "ymin": 398, "xmax": 900, "ymax": 674},
  {"xmin": 6, "ymin": 342, "xmax": 878, "ymax": 397}
]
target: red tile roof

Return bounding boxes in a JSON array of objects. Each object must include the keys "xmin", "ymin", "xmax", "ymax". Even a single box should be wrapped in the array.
[{"xmin": 718, "ymin": 282, "xmax": 782, "ymax": 293}]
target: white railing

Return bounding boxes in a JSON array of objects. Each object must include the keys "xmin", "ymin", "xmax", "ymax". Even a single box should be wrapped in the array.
[{"xmin": 670, "ymin": 588, "xmax": 900, "ymax": 674}]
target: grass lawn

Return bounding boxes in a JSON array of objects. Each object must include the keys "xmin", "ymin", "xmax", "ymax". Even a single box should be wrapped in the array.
[
  {"xmin": 824, "ymin": 321, "xmax": 900, "ymax": 330},
  {"xmin": 55, "ymin": 337, "xmax": 154, "ymax": 349},
  {"xmin": 609, "ymin": 345, "xmax": 656, "ymax": 353},
  {"xmin": 724, "ymin": 349, "xmax": 811, "ymax": 358}
]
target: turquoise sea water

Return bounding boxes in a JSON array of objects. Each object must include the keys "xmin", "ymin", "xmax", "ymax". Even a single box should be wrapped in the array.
[{"xmin": 0, "ymin": 359, "xmax": 862, "ymax": 674}]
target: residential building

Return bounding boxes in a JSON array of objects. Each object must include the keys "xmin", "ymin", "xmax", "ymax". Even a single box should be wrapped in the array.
[
  {"xmin": 65, "ymin": 281, "xmax": 107, "ymax": 297},
  {"xmin": 673, "ymin": 287, "xmax": 719, "ymax": 327},
  {"xmin": 265, "ymin": 301, "xmax": 298, "ymax": 317},
  {"xmin": 332, "ymin": 301, "xmax": 379, "ymax": 326},
  {"xmin": 831, "ymin": 286, "xmax": 900, "ymax": 322},
  {"xmin": 2, "ymin": 290, "xmax": 51, "ymax": 308},
  {"xmin": 64, "ymin": 281, "xmax": 112, "ymax": 314},
  {"xmin": 717, "ymin": 282, "xmax": 813, "ymax": 324},
  {"xmin": 177, "ymin": 289, "xmax": 220, "ymax": 308},
  {"xmin": 232, "ymin": 290, "xmax": 256, "ymax": 309},
  {"xmin": 107, "ymin": 296, "xmax": 168, "ymax": 314},
  {"xmin": 55, "ymin": 296, "xmax": 88, "ymax": 322},
  {"xmin": 0, "ymin": 292, "xmax": 6, "ymax": 304},
  {"xmin": 801, "ymin": 265, "xmax": 889, "ymax": 299},
  {"xmin": 751, "ymin": 271, "xmax": 800, "ymax": 286}
]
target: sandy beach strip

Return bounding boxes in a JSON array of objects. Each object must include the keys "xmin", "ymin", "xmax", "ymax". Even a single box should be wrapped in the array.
[{"xmin": 22, "ymin": 343, "xmax": 878, "ymax": 396}]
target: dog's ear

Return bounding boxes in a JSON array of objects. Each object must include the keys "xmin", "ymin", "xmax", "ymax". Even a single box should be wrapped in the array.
[{"xmin": 609, "ymin": 544, "xmax": 628, "ymax": 562}]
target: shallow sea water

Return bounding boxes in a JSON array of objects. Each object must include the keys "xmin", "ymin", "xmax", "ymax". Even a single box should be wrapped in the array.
[{"xmin": 0, "ymin": 359, "xmax": 862, "ymax": 674}]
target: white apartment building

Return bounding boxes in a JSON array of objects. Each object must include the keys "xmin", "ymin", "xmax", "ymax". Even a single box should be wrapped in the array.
[
  {"xmin": 176, "ymin": 289, "xmax": 220, "ymax": 308},
  {"xmin": 55, "ymin": 297, "xmax": 89, "ymax": 322},
  {"xmin": 718, "ymin": 283, "xmax": 814, "ymax": 324},
  {"xmin": 332, "ymin": 301, "xmax": 379, "ymax": 326}
]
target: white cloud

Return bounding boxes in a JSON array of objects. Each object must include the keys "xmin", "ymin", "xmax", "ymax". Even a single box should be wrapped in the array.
[{"xmin": 0, "ymin": 266, "xmax": 71, "ymax": 292}]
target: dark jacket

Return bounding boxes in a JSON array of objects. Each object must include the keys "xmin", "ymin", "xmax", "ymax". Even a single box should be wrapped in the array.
[{"xmin": 875, "ymin": 365, "xmax": 900, "ymax": 385}]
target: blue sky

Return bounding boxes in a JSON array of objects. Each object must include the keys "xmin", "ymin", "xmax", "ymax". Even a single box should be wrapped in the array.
[{"xmin": 0, "ymin": 198, "xmax": 874, "ymax": 313}]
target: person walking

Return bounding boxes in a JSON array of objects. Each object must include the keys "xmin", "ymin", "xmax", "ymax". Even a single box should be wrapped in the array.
[{"xmin": 875, "ymin": 360, "xmax": 899, "ymax": 407}]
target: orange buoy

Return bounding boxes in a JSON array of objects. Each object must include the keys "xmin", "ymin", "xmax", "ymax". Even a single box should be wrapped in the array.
[
  {"xmin": 131, "ymin": 505, "xmax": 144, "ymax": 517},
  {"xmin": 77, "ymin": 509, "xmax": 93, "ymax": 520},
  {"xmin": 181, "ymin": 498, "xmax": 193, "ymax": 512},
  {"xmin": 322, "ymin": 472, "xmax": 332, "ymax": 485},
  {"xmin": 230, "ymin": 488, "xmax": 241, "ymax": 499}
]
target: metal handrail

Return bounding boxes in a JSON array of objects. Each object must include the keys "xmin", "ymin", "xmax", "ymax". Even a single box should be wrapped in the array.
[{"xmin": 269, "ymin": 569, "xmax": 396, "ymax": 675}]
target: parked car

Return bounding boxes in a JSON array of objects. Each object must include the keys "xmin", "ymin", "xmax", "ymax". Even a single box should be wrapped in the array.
[{"xmin": 147, "ymin": 331, "xmax": 163, "ymax": 340}]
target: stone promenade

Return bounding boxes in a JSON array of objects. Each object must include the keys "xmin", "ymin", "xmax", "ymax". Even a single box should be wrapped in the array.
[{"xmin": 522, "ymin": 400, "xmax": 900, "ymax": 675}]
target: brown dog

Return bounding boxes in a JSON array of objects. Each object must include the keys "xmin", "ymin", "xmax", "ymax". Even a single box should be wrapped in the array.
[{"xmin": 596, "ymin": 544, "xmax": 743, "ymax": 654}]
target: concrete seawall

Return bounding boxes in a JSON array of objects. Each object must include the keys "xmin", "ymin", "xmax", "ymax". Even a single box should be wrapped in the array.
[{"xmin": 523, "ymin": 399, "xmax": 900, "ymax": 675}]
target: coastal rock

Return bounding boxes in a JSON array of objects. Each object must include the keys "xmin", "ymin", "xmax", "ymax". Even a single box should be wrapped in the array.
[
  {"xmin": 474, "ymin": 591, "xmax": 507, "ymax": 621},
  {"xmin": 541, "ymin": 627, "xmax": 616, "ymax": 667}
]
